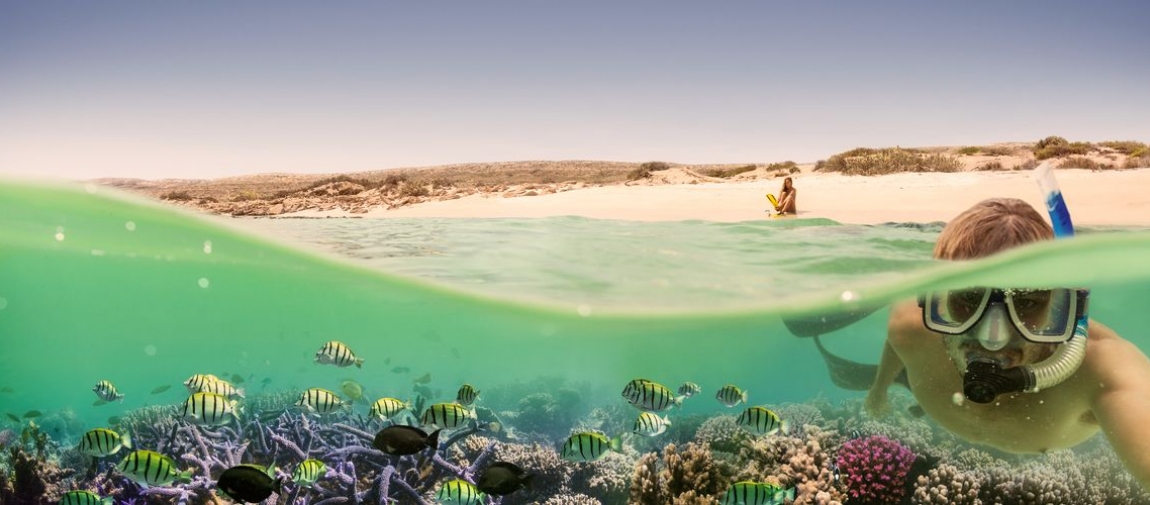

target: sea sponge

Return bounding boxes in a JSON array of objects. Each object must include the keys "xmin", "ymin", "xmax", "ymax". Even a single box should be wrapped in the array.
[{"xmin": 835, "ymin": 435, "xmax": 916, "ymax": 504}]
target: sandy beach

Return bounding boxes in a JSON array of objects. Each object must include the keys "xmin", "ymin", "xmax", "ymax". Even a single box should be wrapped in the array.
[{"xmin": 286, "ymin": 168, "xmax": 1150, "ymax": 226}]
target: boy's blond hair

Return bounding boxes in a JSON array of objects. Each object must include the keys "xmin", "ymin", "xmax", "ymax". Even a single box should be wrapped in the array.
[{"xmin": 934, "ymin": 198, "xmax": 1054, "ymax": 260}]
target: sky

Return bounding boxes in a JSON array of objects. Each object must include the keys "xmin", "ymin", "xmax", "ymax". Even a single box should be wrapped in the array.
[{"xmin": 1, "ymin": 2, "xmax": 1148, "ymax": 180}]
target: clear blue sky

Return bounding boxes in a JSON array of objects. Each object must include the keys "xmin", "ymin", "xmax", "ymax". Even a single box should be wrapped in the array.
[{"xmin": 2, "ymin": 2, "xmax": 1147, "ymax": 180}]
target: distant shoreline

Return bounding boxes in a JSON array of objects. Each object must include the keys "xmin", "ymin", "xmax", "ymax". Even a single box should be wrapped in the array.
[{"xmin": 91, "ymin": 141, "xmax": 1150, "ymax": 225}]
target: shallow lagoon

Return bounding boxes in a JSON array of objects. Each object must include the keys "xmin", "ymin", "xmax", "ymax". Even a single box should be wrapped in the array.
[{"xmin": 2, "ymin": 180, "xmax": 1150, "ymax": 504}]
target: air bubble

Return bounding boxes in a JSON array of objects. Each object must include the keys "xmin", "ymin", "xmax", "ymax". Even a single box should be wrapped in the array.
[
  {"xmin": 0, "ymin": 298, "xmax": 7, "ymax": 310},
  {"xmin": 840, "ymin": 291, "xmax": 857, "ymax": 302},
  {"xmin": 55, "ymin": 232, "xmax": 65, "ymax": 242},
  {"xmin": 125, "ymin": 221, "xmax": 136, "ymax": 232},
  {"xmin": 91, "ymin": 250, "xmax": 105, "ymax": 256},
  {"xmin": 951, "ymin": 392, "xmax": 964, "ymax": 406},
  {"xmin": 84, "ymin": 184, "xmax": 99, "ymax": 194},
  {"xmin": 203, "ymin": 241, "xmax": 213, "ymax": 254},
  {"xmin": 576, "ymin": 304, "xmax": 592, "ymax": 317},
  {"xmin": 144, "ymin": 344, "xmax": 157, "ymax": 356},
  {"xmin": 198, "ymin": 278, "xmax": 210, "ymax": 289}
]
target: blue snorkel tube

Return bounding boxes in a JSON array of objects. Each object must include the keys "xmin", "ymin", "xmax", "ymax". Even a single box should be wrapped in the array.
[
  {"xmin": 962, "ymin": 162, "xmax": 1089, "ymax": 402},
  {"xmin": 1024, "ymin": 162, "xmax": 1089, "ymax": 393}
]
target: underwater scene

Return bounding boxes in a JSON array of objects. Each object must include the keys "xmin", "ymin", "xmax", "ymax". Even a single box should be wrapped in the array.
[{"xmin": 3, "ymin": 179, "xmax": 1150, "ymax": 505}]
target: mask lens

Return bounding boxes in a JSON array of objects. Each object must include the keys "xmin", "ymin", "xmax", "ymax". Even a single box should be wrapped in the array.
[
  {"xmin": 925, "ymin": 288, "xmax": 989, "ymax": 332},
  {"xmin": 1007, "ymin": 288, "xmax": 1075, "ymax": 341}
]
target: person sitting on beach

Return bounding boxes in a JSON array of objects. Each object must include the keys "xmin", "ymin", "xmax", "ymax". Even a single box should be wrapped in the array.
[
  {"xmin": 774, "ymin": 177, "xmax": 797, "ymax": 214},
  {"xmin": 866, "ymin": 197, "xmax": 1150, "ymax": 488}
]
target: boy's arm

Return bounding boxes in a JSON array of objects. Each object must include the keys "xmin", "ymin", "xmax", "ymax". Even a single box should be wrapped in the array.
[
  {"xmin": 1087, "ymin": 326, "xmax": 1150, "ymax": 489},
  {"xmin": 865, "ymin": 340, "xmax": 905, "ymax": 417}
]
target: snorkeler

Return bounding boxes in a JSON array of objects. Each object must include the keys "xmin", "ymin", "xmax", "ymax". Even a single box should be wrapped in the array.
[{"xmin": 864, "ymin": 197, "xmax": 1150, "ymax": 488}]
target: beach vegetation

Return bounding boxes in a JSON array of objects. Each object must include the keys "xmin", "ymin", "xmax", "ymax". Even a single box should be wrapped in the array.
[
  {"xmin": 1013, "ymin": 159, "xmax": 1039, "ymax": 171},
  {"xmin": 1124, "ymin": 151, "xmax": 1150, "ymax": 169},
  {"xmin": 815, "ymin": 147, "xmax": 962, "ymax": 175},
  {"xmin": 957, "ymin": 146, "xmax": 980, "ymax": 155},
  {"xmin": 974, "ymin": 161, "xmax": 1005, "ymax": 171},
  {"xmin": 980, "ymin": 145, "xmax": 1021, "ymax": 156},
  {"xmin": 231, "ymin": 190, "xmax": 261, "ymax": 202},
  {"xmin": 701, "ymin": 164, "xmax": 758, "ymax": 178},
  {"xmin": 1056, "ymin": 156, "xmax": 1112, "ymax": 171},
  {"xmin": 627, "ymin": 162, "xmax": 673, "ymax": 180},
  {"xmin": 1099, "ymin": 140, "xmax": 1147, "ymax": 156},
  {"xmin": 398, "ymin": 181, "xmax": 430, "ymax": 198},
  {"xmin": 1033, "ymin": 136, "xmax": 1094, "ymax": 160},
  {"xmin": 161, "ymin": 190, "xmax": 195, "ymax": 201}
]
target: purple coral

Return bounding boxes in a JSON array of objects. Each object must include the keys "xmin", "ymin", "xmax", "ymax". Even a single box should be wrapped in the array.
[{"xmin": 835, "ymin": 435, "xmax": 916, "ymax": 504}]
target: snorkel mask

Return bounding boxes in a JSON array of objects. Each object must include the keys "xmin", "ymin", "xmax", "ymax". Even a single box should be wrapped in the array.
[{"xmin": 920, "ymin": 164, "xmax": 1091, "ymax": 403}]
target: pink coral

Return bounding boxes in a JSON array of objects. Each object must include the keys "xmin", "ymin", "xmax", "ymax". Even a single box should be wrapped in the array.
[{"xmin": 835, "ymin": 435, "xmax": 915, "ymax": 504}]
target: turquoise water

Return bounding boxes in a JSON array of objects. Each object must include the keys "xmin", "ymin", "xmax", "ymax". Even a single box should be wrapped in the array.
[{"xmin": 3, "ymin": 179, "xmax": 1150, "ymax": 504}]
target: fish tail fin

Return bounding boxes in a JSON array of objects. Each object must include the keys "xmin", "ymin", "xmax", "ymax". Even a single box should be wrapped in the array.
[
  {"xmin": 781, "ymin": 419, "xmax": 791, "ymax": 435},
  {"xmin": 662, "ymin": 414, "xmax": 672, "ymax": 426},
  {"xmin": 230, "ymin": 400, "xmax": 243, "ymax": 422},
  {"xmin": 117, "ymin": 394, "xmax": 125, "ymax": 403},
  {"xmin": 355, "ymin": 358, "xmax": 364, "ymax": 369},
  {"xmin": 609, "ymin": 435, "xmax": 623, "ymax": 453},
  {"xmin": 741, "ymin": 390, "xmax": 749, "ymax": 405},
  {"xmin": 235, "ymin": 387, "xmax": 246, "ymax": 398},
  {"xmin": 176, "ymin": 469, "xmax": 194, "ymax": 484},
  {"xmin": 522, "ymin": 473, "xmax": 535, "ymax": 491},
  {"xmin": 427, "ymin": 429, "xmax": 442, "ymax": 452},
  {"xmin": 122, "ymin": 433, "xmax": 133, "ymax": 450},
  {"xmin": 673, "ymin": 395, "xmax": 684, "ymax": 409}
]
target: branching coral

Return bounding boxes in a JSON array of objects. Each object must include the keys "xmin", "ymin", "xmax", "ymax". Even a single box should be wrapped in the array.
[{"xmin": 835, "ymin": 435, "xmax": 916, "ymax": 504}]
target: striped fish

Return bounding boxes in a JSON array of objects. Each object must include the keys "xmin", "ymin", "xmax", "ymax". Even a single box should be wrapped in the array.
[
  {"xmin": 78, "ymin": 428, "xmax": 132, "ymax": 457},
  {"xmin": 437, "ymin": 479, "xmax": 486, "ymax": 505},
  {"xmin": 715, "ymin": 384, "xmax": 749, "ymax": 408},
  {"xmin": 560, "ymin": 432, "xmax": 622, "ymax": 462},
  {"xmin": 181, "ymin": 392, "xmax": 241, "ymax": 426},
  {"xmin": 455, "ymin": 383, "xmax": 480, "ymax": 406},
  {"xmin": 92, "ymin": 380, "xmax": 124, "ymax": 403},
  {"xmin": 621, "ymin": 379, "xmax": 682, "ymax": 412},
  {"xmin": 314, "ymin": 340, "xmax": 364, "ymax": 368},
  {"xmin": 295, "ymin": 388, "xmax": 346, "ymax": 414},
  {"xmin": 678, "ymin": 382, "xmax": 702, "ymax": 398},
  {"xmin": 632, "ymin": 412, "xmax": 671, "ymax": 437},
  {"xmin": 737, "ymin": 406, "xmax": 789, "ymax": 436},
  {"xmin": 720, "ymin": 481, "xmax": 795, "ymax": 505},
  {"xmin": 182, "ymin": 374, "xmax": 220, "ymax": 394},
  {"xmin": 186, "ymin": 376, "xmax": 245, "ymax": 399},
  {"xmin": 369, "ymin": 397, "xmax": 410, "ymax": 421},
  {"xmin": 58, "ymin": 490, "xmax": 113, "ymax": 505},
  {"xmin": 420, "ymin": 402, "xmax": 473, "ymax": 429},
  {"xmin": 292, "ymin": 458, "xmax": 327, "ymax": 487},
  {"xmin": 117, "ymin": 450, "xmax": 191, "ymax": 487}
]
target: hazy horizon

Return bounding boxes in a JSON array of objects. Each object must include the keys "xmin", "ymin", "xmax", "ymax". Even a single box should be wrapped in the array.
[{"xmin": 2, "ymin": 2, "xmax": 1148, "ymax": 181}]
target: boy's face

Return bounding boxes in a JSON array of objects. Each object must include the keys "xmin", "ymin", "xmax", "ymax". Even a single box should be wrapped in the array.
[{"xmin": 941, "ymin": 311, "xmax": 1058, "ymax": 373}]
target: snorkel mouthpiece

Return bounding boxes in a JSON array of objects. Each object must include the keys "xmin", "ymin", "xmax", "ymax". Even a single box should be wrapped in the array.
[{"xmin": 964, "ymin": 358, "xmax": 1034, "ymax": 404}]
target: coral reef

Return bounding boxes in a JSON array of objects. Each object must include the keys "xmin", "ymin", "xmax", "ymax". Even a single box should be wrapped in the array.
[
  {"xmin": 836, "ymin": 435, "xmax": 916, "ymax": 504},
  {"xmin": 8, "ymin": 382, "xmax": 1150, "ymax": 504}
]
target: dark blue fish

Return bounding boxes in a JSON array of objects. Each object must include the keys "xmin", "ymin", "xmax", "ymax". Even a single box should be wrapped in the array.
[{"xmin": 151, "ymin": 385, "xmax": 172, "ymax": 394}]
